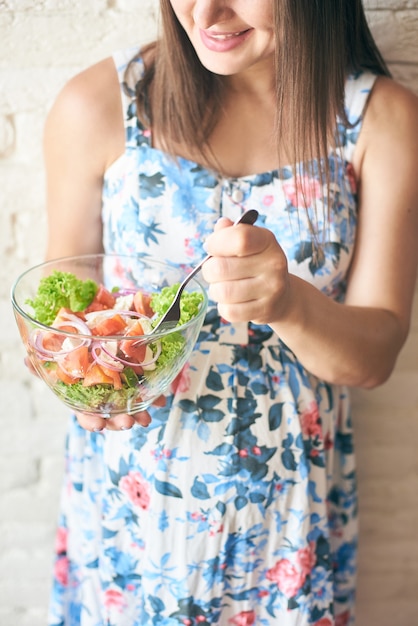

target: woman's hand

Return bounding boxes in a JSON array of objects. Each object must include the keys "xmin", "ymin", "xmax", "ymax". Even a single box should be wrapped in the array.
[
  {"xmin": 74, "ymin": 393, "xmax": 167, "ymax": 432},
  {"xmin": 202, "ymin": 216, "xmax": 290, "ymax": 326},
  {"xmin": 73, "ymin": 393, "xmax": 166, "ymax": 432},
  {"xmin": 75, "ymin": 409, "xmax": 153, "ymax": 433}
]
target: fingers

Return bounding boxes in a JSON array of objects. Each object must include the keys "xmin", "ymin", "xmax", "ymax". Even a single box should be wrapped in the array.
[
  {"xmin": 207, "ymin": 219, "xmax": 268, "ymax": 258},
  {"xmin": 213, "ymin": 216, "xmax": 234, "ymax": 231},
  {"xmin": 74, "ymin": 411, "xmax": 130, "ymax": 432},
  {"xmin": 75, "ymin": 409, "xmax": 152, "ymax": 433},
  {"xmin": 202, "ymin": 219, "xmax": 289, "ymax": 325},
  {"xmin": 24, "ymin": 356, "xmax": 39, "ymax": 377},
  {"xmin": 73, "ymin": 396, "xmax": 166, "ymax": 432}
]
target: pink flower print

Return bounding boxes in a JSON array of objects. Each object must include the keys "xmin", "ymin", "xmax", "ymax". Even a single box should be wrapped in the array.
[
  {"xmin": 345, "ymin": 162, "xmax": 357, "ymax": 194},
  {"xmin": 55, "ymin": 526, "xmax": 68, "ymax": 554},
  {"xmin": 184, "ymin": 237, "xmax": 195, "ymax": 258},
  {"xmin": 336, "ymin": 610, "xmax": 351, "ymax": 626},
  {"xmin": 283, "ymin": 176, "xmax": 322, "ymax": 208},
  {"xmin": 208, "ymin": 520, "xmax": 224, "ymax": 536},
  {"xmin": 54, "ymin": 555, "xmax": 69, "ymax": 587},
  {"xmin": 263, "ymin": 194, "xmax": 274, "ymax": 206},
  {"xmin": 171, "ymin": 363, "xmax": 191, "ymax": 394},
  {"xmin": 300, "ymin": 401, "xmax": 323, "ymax": 439},
  {"xmin": 314, "ymin": 619, "xmax": 334, "ymax": 626},
  {"xmin": 266, "ymin": 558, "xmax": 305, "ymax": 598},
  {"xmin": 324, "ymin": 431, "xmax": 334, "ymax": 450},
  {"xmin": 296, "ymin": 543, "xmax": 316, "ymax": 578},
  {"xmin": 228, "ymin": 610, "xmax": 256, "ymax": 625},
  {"xmin": 112, "ymin": 258, "xmax": 134, "ymax": 287},
  {"xmin": 104, "ymin": 588, "xmax": 126, "ymax": 612},
  {"xmin": 119, "ymin": 471, "xmax": 150, "ymax": 510}
]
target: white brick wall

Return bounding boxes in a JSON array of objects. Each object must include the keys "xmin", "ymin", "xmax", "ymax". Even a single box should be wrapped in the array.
[{"xmin": 0, "ymin": 2, "xmax": 417, "ymax": 625}]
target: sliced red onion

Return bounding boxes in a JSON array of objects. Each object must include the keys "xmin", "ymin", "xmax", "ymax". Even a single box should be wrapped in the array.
[
  {"xmin": 112, "ymin": 288, "xmax": 138, "ymax": 296},
  {"xmin": 52, "ymin": 312, "xmax": 92, "ymax": 336},
  {"xmin": 30, "ymin": 329, "xmax": 89, "ymax": 360},
  {"xmin": 91, "ymin": 341, "xmax": 124, "ymax": 372}
]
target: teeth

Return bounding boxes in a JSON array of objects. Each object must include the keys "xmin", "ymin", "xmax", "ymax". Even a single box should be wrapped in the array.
[{"xmin": 210, "ymin": 31, "xmax": 243, "ymax": 40}]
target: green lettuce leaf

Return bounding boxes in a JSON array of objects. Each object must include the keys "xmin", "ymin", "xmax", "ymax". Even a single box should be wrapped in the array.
[
  {"xmin": 151, "ymin": 283, "xmax": 204, "ymax": 326},
  {"xmin": 27, "ymin": 271, "xmax": 98, "ymax": 325}
]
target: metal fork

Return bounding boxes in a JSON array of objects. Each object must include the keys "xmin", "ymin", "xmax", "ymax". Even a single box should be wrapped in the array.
[{"xmin": 152, "ymin": 209, "xmax": 259, "ymax": 334}]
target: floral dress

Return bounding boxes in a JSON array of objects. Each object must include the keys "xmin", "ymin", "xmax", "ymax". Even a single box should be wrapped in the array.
[{"xmin": 48, "ymin": 48, "xmax": 377, "ymax": 626}]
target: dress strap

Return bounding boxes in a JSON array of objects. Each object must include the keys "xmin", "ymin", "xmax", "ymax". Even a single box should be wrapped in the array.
[
  {"xmin": 112, "ymin": 47, "xmax": 151, "ymax": 146},
  {"xmin": 341, "ymin": 71, "xmax": 378, "ymax": 162}
]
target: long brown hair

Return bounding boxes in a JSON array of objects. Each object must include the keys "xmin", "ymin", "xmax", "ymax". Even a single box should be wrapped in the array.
[
  {"xmin": 129, "ymin": 1, "xmax": 391, "ymax": 249},
  {"xmin": 133, "ymin": 0, "xmax": 389, "ymax": 173}
]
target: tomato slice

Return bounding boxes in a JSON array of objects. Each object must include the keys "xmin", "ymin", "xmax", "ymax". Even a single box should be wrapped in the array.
[
  {"xmin": 120, "ymin": 320, "xmax": 147, "ymax": 361},
  {"xmin": 96, "ymin": 285, "xmax": 117, "ymax": 308},
  {"xmin": 56, "ymin": 366, "xmax": 81, "ymax": 384},
  {"xmin": 100, "ymin": 365, "xmax": 123, "ymax": 390},
  {"xmin": 85, "ymin": 285, "xmax": 116, "ymax": 313},
  {"xmin": 59, "ymin": 346, "xmax": 91, "ymax": 379},
  {"xmin": 83, "ymin": 362, "xmax": 115, "ymax": 387},
  {"xmin": 84, "ymin": 300, "xmax": 108, "ymax": 313},
  {"xmin": 91, "ymin": 314, "xmax": 127, "ymax": 337},
  {"xmin": 42, "ymin": 331, "xmax": 65, "ymax": 352},
  {"xmin": 53, "ymin": 307, "xmax": 86, "ymax": 332},
  {"xmin": 133, "ymin": 291, "xmax": 154, "ymax": 317}
]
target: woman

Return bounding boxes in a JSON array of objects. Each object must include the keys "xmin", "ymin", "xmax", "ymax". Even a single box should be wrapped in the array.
[{"xmin": 45, "ymin": 1, "xmax": 418, "ymax": 624}]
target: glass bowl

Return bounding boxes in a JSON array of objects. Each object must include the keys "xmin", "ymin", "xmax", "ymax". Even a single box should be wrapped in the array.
[{"xmin": 11, "ymin": 254, "xmax": 208, "ymax": 417}]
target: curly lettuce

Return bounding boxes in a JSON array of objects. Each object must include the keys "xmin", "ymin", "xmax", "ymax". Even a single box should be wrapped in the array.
[
  {"xmin": 55, "ymin": 380, "xmax": 139, "ymax": 411},
  {"xmin": 27, "ymin": 271, "xmax": 98, "ymax": 325},
  {"xmin": 151, "ymin": 283, "xmax": 204, "ymax": 326}
]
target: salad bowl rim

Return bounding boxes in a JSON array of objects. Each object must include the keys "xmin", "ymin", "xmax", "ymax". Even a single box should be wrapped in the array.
[{"xmin": 11, "ymin": 252, "xmax": 209, "ymax": 341}]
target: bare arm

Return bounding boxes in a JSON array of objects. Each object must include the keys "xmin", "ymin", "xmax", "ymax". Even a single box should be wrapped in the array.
[
  {"xmin": 43, "ymin": 58, "xmax": 152, "ymax": 431},
  {"xmin": 203, "ymin": 77, "xmax": 418, "ymax": 388},
  {"xmin": 44, "ymin": 58, "xmax": 124, "ymax": 260}
]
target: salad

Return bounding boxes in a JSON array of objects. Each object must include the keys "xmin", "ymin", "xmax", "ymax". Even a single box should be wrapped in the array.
[{"xmin": 25, "ymin": 271, "xmax": 204, "ymax": 412}]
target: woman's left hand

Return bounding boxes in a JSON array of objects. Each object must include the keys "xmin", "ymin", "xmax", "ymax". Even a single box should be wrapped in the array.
[
  {"xmin": 75, "ymin": 394, "xmax": 167, "ymax": 432},
  {"xmin": 202, "ymin": 216, "xmax": 290, "ymax": 325}
]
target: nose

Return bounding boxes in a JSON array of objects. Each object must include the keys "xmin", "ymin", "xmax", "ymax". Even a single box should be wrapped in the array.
[{"xmin": 193, "ymin": 0, "xmax": 233, "ymax": 30}]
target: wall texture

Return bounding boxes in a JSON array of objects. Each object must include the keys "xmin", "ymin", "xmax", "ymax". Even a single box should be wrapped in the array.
[{"xmin": 0, "ymin": 1, "xmax": 417, "ymax": 625}]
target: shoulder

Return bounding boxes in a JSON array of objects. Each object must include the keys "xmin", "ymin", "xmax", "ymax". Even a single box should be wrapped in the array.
[
  {"xmin": 367, "ymin": 76, "xmax": 418, "ymax": 127},
  {"xmin": 44, "ymin": 57, "xmax": 124, "ymax": 172},
  {"xmin": 352, "ymin": 76, "xmax": 418, "ymax": 174},
  {"xmin": 48, "ymin": 57, "xmax": 120, "ymax": 124}
]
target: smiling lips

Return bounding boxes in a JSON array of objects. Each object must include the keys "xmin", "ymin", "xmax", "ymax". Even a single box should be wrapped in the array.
[
  {"xmin": 209, "ymin": 30, "xmax": 248, "ymax": 40},
  {"xmin": 200, "ymin": 28, "xmax": 251, "ymax": 51}
]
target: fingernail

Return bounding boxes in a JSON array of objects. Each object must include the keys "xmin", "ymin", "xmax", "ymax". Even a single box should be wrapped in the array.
[
  {"xmin": 93, "ymin": 427, "xmax": 104, "ymax": 433},
  {"xmin": 120, "ymin": 426, "xmax": 130, "ymax": 431}
]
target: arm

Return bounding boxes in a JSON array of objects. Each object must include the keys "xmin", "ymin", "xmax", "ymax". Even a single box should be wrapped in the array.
[
  {"xmin": 44, "ymin": 58, "xmax": 123, "ymax": 260},
  {"xmin": 203, "ymin": 77, "xmax": 418, "ymax": 388},
  {"xmin": 43, "ymin": 57, "xmax": 152, "ymax": 431}
]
